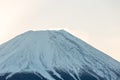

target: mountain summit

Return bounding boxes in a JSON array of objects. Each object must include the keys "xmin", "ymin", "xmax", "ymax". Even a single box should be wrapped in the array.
[{"xmin": 0, "ymin": 30, "xmax": 120, "ymax": 80}]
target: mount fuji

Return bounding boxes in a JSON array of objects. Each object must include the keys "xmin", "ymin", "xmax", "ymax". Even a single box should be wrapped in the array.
[{"xmin": 0, "ymin": 30, "xmax": 120, "ymax": 80}]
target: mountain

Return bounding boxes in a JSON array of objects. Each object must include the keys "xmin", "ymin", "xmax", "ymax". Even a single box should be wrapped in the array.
[{"xmin": 0, "ymin": 30, "xmax": 120, "ymax": 80}]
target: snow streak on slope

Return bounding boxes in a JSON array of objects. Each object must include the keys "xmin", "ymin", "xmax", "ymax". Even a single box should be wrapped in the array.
[{"xmin": 0, "ymin": 30, "xmax": 120, "ymax": 80}]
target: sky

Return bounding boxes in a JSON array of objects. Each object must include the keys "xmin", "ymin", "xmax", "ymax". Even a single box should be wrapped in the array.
[{"xmin": 0, "ymin": 0, "xmax": 120, "ymax": 61}]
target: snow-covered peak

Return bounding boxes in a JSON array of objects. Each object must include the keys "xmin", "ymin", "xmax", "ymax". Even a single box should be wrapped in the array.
[{"xmin": 0, "ymin": 30, "xmax": 120, "ymax": 80}]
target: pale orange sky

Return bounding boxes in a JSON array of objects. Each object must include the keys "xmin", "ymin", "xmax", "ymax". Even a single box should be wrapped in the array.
[{"xmin": 0, "ymin": 0, "xmax": 120, "ymax": 61}]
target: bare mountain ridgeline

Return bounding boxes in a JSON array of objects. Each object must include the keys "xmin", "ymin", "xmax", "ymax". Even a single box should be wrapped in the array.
[{"xmin": 0, "ymin": 30, "xmax": 120, "ymax": 80}]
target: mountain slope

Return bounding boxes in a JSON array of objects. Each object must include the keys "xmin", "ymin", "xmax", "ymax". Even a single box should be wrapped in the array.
[{"xmin": 0, "ymin": 30, "xmax": 120, "ymax": 80}]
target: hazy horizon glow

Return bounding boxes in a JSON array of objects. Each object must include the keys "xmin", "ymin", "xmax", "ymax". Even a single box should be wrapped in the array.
[{"xmin": 0, "ymin": 0, "xmax": 120, "ymax": 61}]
